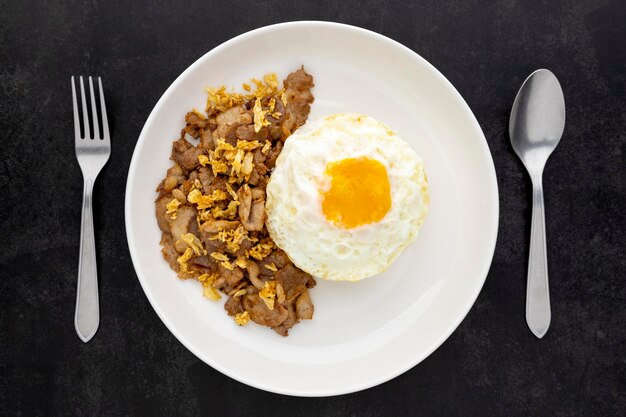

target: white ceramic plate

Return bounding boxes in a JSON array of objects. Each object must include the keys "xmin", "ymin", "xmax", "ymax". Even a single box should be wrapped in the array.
[{"xmin": 125, "ymin": 21, "xmax": 498, "ymax": 396}]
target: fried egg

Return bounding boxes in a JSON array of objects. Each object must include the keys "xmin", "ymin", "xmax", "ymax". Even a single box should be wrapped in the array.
[{"xmin": 265, "ymin": 113, "xmax": 429, "ymax": 281}]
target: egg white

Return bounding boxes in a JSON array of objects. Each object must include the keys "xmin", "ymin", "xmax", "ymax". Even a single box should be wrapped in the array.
[{"xmin": 265, "ymin": 113, "xmax": 429, "ymax": 281}]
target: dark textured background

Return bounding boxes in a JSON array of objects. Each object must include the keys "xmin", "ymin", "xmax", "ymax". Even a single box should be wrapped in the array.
[{"xmin": 1, "ymin": 0, "xmax": 625, "ymax": 415}]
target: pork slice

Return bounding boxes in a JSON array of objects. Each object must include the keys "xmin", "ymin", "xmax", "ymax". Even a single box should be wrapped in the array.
[
  {"xmin": 198, "ymin": 220, "xmax": 239, "ymax": 255},
  {"xmin": 235, "ymin": 237, "xmax": 253, "ymax": 258},
  {"xmin": 159, "ymin": 163, "xmax": 185, "ymax": 193},
  {"xmin": 213, "ymin": 122, "xmax": 238, "ymax": 146},
  {"xmin": 252, "ymin": 149, "xmax": 269, "ymax": 176},
  {"xmin": 235, "ymin": 124, "xmax": 256, "ymax": 141},
  {"xmin": 171, "ymin": 137, "xmax": 193, "ymax": 160},
  {"xmin": 199, "ymin": 219, "xmax": 239, "ymax": 234},
  {"xmin": 200, "ymin": 128, "xmax": 215, "ymax": 151},
  {"xmin": 202, "ymin": 238, "xmax": 226, "ymax": 256},
  {"xmin": 187, "ymin": 211, "xmax": 201, "ymax": 237},
  {"xmin": 160, "ymin": 233, "xmax": 179, "ymax": 271},
  {"xmin": 213, "ymin": 106, "xmax": 253, "ymax": 146},
  {"xmin": 274, "ymin": 263, "xmax": 310, "ymax": 303},
  {"xmin": 207, "ymin": 176, "xmax": 228, "ymax": 195},
  {"xmin": 268, "ymin": 125, "xmax": 282, "ymax": 141},
  {"xmin": 224, "ymin": 295, "xmax": 243, "ymax": 316},
  {"xmin": 218, "ymin": 263, "xmax": 244, "ymax": 287},
  {"xmin": 155, "ymin": 195, "xmax": 172, "ymax": 232},
  {"xmin": 207, "ymin": 116, "xmax": 218, "ymax": 130},
  {"xmin": 189, "ymin": 255, "xmax": 215, "ymax": 269},
  {"xmin": 273, "ymin": 302, "xmax": 298, "ymax": 337},
  {"xmin": 249, "ymin": 188, "xmax": 267, "ymax": 226},
  {"xmin": 216, "ymin": 105, "xmax": 252, "ymax": 126},
  {"xmin": 284, "ymin": 67, "xmax": 314, "ymax": 92},
  {"xmin": 247, "ymin": 168, "xmax": 260, "ymax": 186},
  {"xmin": 242, "ymin": 294, "xmax": 288, "ymax": 328},
  {"xmin": 171, "ymin": 137, "xmax": 203, "ymax": 171},
  {"xmin": 184, "ymin": 112, "xmax": 209, "ymax": 138},
  {"xmin": 280, "ymin": 68, "xmax": 314, "ymax": 136},
  {"xmin": 167, "ymin": 205, "xmax": 197, "ymax": 252},
  {"xmin": 237, "ymin": 184, "xmax": 266, "ymax": 231},
  {"xmin": 197, "ymin": 166, "xmax": 214, "ymax": 195},
  {"xmin": 295, "ymin": 290, "xmax": 314, "ymax": 320},
  {"xmin": 265, "ymin": 141, "xmax": 282, "ymax": 169},
  {"xmin": 245, "ymin": 260, "xmax": 265, "ymax": 289},
  {"xmin": 254, "ymin": 126, "xmax": 269, "ymax": 142},
  {"xmin": 259, "ymin": 249, "xmax": 291, "ymax": 279},
  {"xmin": 188, "ymin": 263, "xmax": 213, "ymax": 275},
  {"xmin": 255, "ymin": 175, "xmax": 269, "ymax": 193}
]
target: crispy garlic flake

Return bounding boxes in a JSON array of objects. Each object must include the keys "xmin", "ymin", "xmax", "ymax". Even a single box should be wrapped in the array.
[
  {"xmin": 234, "ymin": 311, "xmax": 250, "ymax": 326},
  {"xmin": 210, "ymin": 251, "xmax": 235, "ymax": 270},
  {"xmin": 235, "ymin": 256, "xmax": 248, "ymax": 269},
  {"xmin": 198, "ymin": 273, "xmax": 221, "ymax": 300},
  {"xmin": 210, "ymin": 252, "xmax": 229, "ymax": 262},
  {"xmin": 177, "ymin": 248, "xmax": 194, "ymax": 275},
  {"xmin": 233, "ymin": 288, "xmax": 247, "ymax": 298},
  {"xmin": 261, "ymin": 140, "xmax": 271, "ymax": 154},
  {"xmin": 276, "ymin": 283, "xmax": 286, "ymax": 304},
  {"xmin": 192, "ymin": 107, "xmax": 206, "ymax": 119},
  {"xmin": 197, "ymin": 154, "xmax": 209, "ymax": 166},
  {"xmin": 211, "ymin": 200, "xmax": 239, "ymax": 220},
  {"xmin": 165, "ymin": 198, "xmax": 181, "ymax": 219},
  {"xmin": 205, "ymin": 73, "xmax": 281, "ymax": 113},
  {"xmin": 205, "ymin": 86, "xmax": 244, "ymax": 112},
  {"xmin": 181, "ymin": 233, "xmax": 204, "ymax": 256},
  {"xmin": 264, "ymin": 263, "xmax": 278, "ymax": 272},
  {"xmin": 259, "ymin": 280, "xmax": 277, "ymax": 310},
  {"xmin": 187, "ymin": 188, "xmax": 228, "ymax": 211},
  {"xmin": 248, "ymin": 242, "xmax": 274, "ymax": 261},
  {"xmin": 253, "ymin": 98, "xmax": 270, "ymax": 133}
]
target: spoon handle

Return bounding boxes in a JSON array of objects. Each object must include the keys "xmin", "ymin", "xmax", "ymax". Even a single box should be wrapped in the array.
[{"xmin": 526, "ymin": 175, "xmax": 551, "ymax": 338}]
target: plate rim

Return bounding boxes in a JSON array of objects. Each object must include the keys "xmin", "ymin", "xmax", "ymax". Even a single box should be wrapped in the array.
[{"xmin": 125, "ymin": 20, "xmax": 499, "ymax": 397}]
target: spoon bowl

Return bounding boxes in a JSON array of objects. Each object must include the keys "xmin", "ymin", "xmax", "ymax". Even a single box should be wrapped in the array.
[{"xmin": 510, "ymin": 69, "xmax": 565, "ymax": 174}]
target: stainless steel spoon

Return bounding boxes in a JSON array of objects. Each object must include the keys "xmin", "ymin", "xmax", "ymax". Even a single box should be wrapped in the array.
[{"xmin": 509, "ymin": 69, "xmax": 565, "ymax": 338}]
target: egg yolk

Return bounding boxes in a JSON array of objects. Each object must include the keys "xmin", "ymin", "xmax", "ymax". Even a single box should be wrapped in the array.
[{"xmin": 321, "ymin": 157, "xmax": 391, "ymax": 229}]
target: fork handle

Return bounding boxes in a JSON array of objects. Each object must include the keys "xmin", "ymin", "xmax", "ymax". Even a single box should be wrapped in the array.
[
  {"xmin": 75, "ymin": 179, "xmax": 100, "ymax": 342},
  {"xmin": 526, "ymin": 175, "xmax": 551, "ymax": 338}
]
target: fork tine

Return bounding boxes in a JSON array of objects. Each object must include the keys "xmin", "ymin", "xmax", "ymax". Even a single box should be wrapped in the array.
[
  {"xmin": 98, "ymin": 77, "xmax": 110, "ymax": 143},
  {"xmin": 71, "ymin": 77, "xmax": 81, "ymax": 140},
  {"xmin": 79, "ymin": 76, "xmax": 91, "ymax": 140},
  {"xmin": 88, "ymin": 77, "xmax": 100, "ymax": 140}
]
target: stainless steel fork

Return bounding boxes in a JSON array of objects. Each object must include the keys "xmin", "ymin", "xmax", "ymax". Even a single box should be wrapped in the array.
[{"xmin": 71, "ymin": 76, "xmax": 111, "ymax": 342}]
